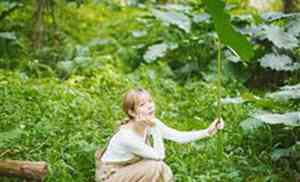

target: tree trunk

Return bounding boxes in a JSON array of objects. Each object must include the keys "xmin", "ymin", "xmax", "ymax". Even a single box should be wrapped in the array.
[
  {"xmin": 32, "ymin": 0, "xmax": 47, "ymax": 49},
  {"xmin": 283, "ymin": 0, "xmax": 296, "ymax": 13},
  {"xmin": 0, "ymin": 160, "xmax": 48, "ymax": 181}
]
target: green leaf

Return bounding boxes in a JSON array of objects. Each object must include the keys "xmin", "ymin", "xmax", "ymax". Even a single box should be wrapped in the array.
[
  {"xmin": 262, "ymin": 25, "xmax": 298, "ymax": 50},
  {"xmin": 253, "ymin": 112, "xmax": 300, "ymax": 127},
  {"xmin": 266, "ymin": 84, "xmax": 300, "ymax": 100},
  {"xmin": 158, "ymin": 4, "xmax": 192, "ymax": 13},
  {"xmin": 0, "ymin": 32, "xmax": 16, "ymax": 40},
  {"xmin": 260, "ymin": 12, "xmax": 300, "ymax": 22},
  {"xmin": 151, "ymin": 9, "xmax": 191, "ymax": 33},
  {"xmin": 203, "ymin": 0, "xmax": 254, "ymax": 61},
  {"xmin": 272, "ymin": 142, "xmax": 300, "ymax": 161},
  {"xmin": 258, "ymin": 54, "xmax": 300, "ymax": 71},
  {"xmin": 240, "ymin": 118, "xmax": 264, "ymax": 131},
  {"xmin": 143, "ymin": 42, "xmax": 178, "ymax": 63},
  {"xmin": 143, "ymin": 43, "xmax": 168, "ymax": 63},
  {"xmin": 192, "ymin": 13, "xmax": 211, "ymax": 23},
  {"xmin": 287, "ymin": 18, "xmax": 300, "ymax": 37}
]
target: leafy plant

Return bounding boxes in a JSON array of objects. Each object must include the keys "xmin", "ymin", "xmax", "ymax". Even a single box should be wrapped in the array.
[{"xmin": 203, "ymin": 0, "xmax": 254, "ymax": 61}]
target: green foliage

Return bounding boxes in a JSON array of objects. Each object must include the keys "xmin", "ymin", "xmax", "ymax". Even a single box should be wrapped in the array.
[
  {"xmin": 258, "ymin": 53, "xmax": 300, "ymax": 71},
  {"xmin": 0, "ymin": 0, "xmax": 300, "ymax": 181},
  {"xmin": 266, "ymin": 83, "xmax": 300, "ymax": 101},
  {"xmin": 203, "ymin": 0, "xmax": 254, "ymax": 61}
]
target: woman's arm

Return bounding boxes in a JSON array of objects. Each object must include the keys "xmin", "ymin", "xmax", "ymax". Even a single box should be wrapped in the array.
[
  {"xmin": 120, "ymin": 130, "xmax": 165, "ymax": 160},
  {"xmin": 155, "ymin": 118, "xmax": 211, "ymax": 144}
]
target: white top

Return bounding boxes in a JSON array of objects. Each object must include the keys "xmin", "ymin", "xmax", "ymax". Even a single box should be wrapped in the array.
[{"xmin": 101, "ymin": 118, "xmax": 210, "ymax": 162}]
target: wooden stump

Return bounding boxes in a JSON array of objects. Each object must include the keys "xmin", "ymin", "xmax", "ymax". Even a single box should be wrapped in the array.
[{"xmin": 0, "ymin": 160, "xmax": 48, "ymax": 181}]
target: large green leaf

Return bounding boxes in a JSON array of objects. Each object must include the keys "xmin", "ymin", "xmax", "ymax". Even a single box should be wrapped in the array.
[
  {"xmin": 287, "ymin": 18, "xmax": 300, "ymax": 37},
  {"xmin": 253, "ymin": 111, "xmax": 300, "ymax": 126},
  {"xmin": 258, "ymin": 54, "xmax": 300, "ymax": 71},
  {"xmin": 262, "ymin": 25, "xmax": 298, "ymax": 50},
  {"xmin": 272, "ymin": 142, "xmax": 300, "ymax": 161},
  {"xmin": 266, "ymin": 84, "xmax": 300, "ymax": 101},
  {"xmin": 143, "ymin": 43, "xmax": 168, "ymax": 63},
  {"xmin": 151, "ymin": 9, "xmax": 191, "ymax": 33},
  {"xmin": 0, "ymin": 32, "xmax": 16, "ymax": 40},
  {"xmin": 260, "ymin": 12, "xmax": 300, "ymax": 22},
  {"xmin": 143, "ymin": 42, "xmax": 178, "ymax": 63},
  {"xmin": 203, "ymin": 0, "xmax": 254, "ymax": 61},
  {"xmin": 240, "ymin": 111, "xmax": 300, "ymax": 132}
]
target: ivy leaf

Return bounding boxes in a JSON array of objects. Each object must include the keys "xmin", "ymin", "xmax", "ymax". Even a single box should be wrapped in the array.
[
  {"xmin": 258, "ymin": 54, "xmax": 300, "ymax": 71},
  {"xmin": 203, "ymin": 0, "xmax": 254, "ymax": 61},
  {"xmin": 262, "ymin": 25, "xmax": 298, "ymax": 50},
  {"xmin": 152, "ymin": 9, "xmax": 191, "ymax": 33}
]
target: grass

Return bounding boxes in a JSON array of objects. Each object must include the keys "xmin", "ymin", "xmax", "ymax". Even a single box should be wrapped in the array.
[
  {"xmin": 1, "ymin": 61, "xmax": 297, "ymax": 181},
  {"xmin": 0, "ymin": 2, "xmax": 299, "ymax": 182}
]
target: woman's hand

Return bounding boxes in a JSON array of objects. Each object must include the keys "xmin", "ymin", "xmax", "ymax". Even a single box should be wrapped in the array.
[
  {"xmin": 216, "ymin": 118, "xmax": 224, "ymax": 130},
  {"xmin": 135, "ymin": 112, "xmax": 156, "ymax": 127},
  {"xmin": 207, "ymin": 117, "xmax": 224, "ymax": 136}
]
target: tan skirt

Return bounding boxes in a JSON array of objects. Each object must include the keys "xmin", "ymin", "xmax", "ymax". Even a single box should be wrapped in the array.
[{"xmin": 95, "ymin": 159, "xmax": 174, "ymax": 182}]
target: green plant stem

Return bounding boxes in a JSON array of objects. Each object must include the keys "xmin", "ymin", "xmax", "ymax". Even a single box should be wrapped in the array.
[{"xmin": 216, "ymin": 41, "xmax": 224, "ymax": 161}]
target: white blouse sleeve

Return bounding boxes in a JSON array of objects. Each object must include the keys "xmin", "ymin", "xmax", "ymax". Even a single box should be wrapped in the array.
[
  {"xmin": 155, "ymin": 118, "xmax": 210, "ymax": 144},
  {"xmin": 120, "ymin": 130, "xmax": 165, "ymax": 160}
]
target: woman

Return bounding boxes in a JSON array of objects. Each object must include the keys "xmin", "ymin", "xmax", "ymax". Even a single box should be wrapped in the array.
[{"xmin": 95, "ymin": 88, "xmax": 224, "ymax": 182}]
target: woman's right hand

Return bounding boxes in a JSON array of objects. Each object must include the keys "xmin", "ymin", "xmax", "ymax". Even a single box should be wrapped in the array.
[{"xmin": 135, "ymin": 112, "xmax": 156, "ymax": 127}]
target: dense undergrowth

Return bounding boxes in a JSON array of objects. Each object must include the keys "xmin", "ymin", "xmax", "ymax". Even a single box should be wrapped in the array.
[{"xmin": 1, "ymin": 1, "xmax": 300, "ymax": 181}]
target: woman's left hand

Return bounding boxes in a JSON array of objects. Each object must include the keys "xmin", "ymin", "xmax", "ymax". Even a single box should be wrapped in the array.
[
  {"xmin": 207, "ymin": 117, "xmax": 224, "ymax": 136},
  {"xmin": 216, "ymin": 118, "xmax": 224, "ymax": 130}
]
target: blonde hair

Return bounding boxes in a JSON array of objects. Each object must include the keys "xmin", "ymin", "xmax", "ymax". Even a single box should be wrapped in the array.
[{"xmin": 118, "ymin": 88, "xmax": 155, "ymax": 127}]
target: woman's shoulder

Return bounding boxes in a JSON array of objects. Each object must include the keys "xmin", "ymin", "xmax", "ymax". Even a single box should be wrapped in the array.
[{"xmin": 116, "ymin": 125, "xmax": 137, "ymax": 138}]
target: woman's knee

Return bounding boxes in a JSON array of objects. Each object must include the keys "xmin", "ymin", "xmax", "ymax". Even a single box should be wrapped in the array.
[
  {"xmin": 144, "ymin": 160, "xmax": 174, "ymax": 181},
  {"xmin": 143, "ymin": 160, "xmax": 165, "ymax": 168}
]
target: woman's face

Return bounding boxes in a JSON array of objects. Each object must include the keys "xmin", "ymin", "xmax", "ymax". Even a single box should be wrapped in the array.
[{"xmin": 135, "ymin": 93, "xmax": 155, "ymax": 117}]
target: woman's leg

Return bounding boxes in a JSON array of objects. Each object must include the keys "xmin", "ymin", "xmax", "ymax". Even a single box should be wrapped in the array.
[{"xmin": 106, "ymin": 160, "xmax": 173, "ymax": 182}]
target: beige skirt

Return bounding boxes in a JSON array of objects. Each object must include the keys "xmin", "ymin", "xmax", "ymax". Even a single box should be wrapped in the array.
[{"xmin": 95, "ymin": 158, "xmax": 174, "ymax": 182}]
